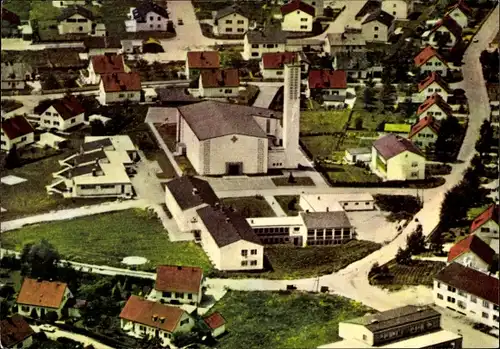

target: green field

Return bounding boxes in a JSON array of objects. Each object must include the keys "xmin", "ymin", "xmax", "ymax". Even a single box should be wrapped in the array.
[
  {"xmin": 1, "ymin": 209, "xmax": 212, "ymax": 271},
  {"xmin": 208, "ymin": 291, "xmax": 372, "ymax": 349},
  {"xmin": 221, "ymin": 197, "xmax": 276, "ymax": 218},
  {"xmin": 300, "ymin": 110, "xmax": 351, "ymax": 134},
  {"xmin": 323, "ymin": 165, "xmax": 380, "ymax": 184},
  {"xmin": 274, "ymin": 196, "xmax": 300, "ymax": 216}
]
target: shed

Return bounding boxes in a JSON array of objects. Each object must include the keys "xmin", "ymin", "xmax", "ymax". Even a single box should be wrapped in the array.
[
  {"xmin": 344, "ymin": 147, "xmax": 371, "ymax": 164},
  {"xmin": 203, "ymin": 312, "xmax": 226, "ymax": 338}
]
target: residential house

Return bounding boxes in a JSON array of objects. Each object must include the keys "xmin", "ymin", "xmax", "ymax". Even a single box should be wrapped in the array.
[
  {"xmin": 243, "ymin": 29, "xmax": 288, "ymax": 60},
  {"xmin": 323, "ymin": 29, "xmax": 366, "ymax": 55},
  {"xmin": 0, "ymin": 115, "xmax": 35, "ymax": 151},
  {"xmin": 408, "ymin": 116, "xmax": 441, "ymax": 152},
  {"xmin": 355, "ymin": 0, "xmax": 382, "ymax": 21},
  {"xmin": 371, "ymin": 134, "xmax": 425, "ymax": 181},
  {"xmin": 198, "ymin": 69, "xmax": 240, "ymax": 98},
  {"xmin": 487, "ymin": 83, "xmax": 499, "ymax": 118},
  {"xmin": 125, "ymin": 1, "xmax": 169, "ymax": 32},
  {"xmin": 1, "ymin": 8, "xmax": 21, "ymax": 38},
  {"xmin": 213, "ymin": 5, "xmax": 249, "ymax": 36},
  {"xmin": 203, "ymin": 312, "xmax": 226, "ymax": 338},
  {"xmin": 1, "ymin": 62, "xmax": 33, "ymax": 90},
  {"xmin": 414, "ymin": 46, "xmax": 449, "ymax": 77},
  {"xmin": 57, "ymin": 6, "xmax": 103, "ymax": 36},
  {"xmin": 416, "ymin": 93, "xmax": 453, "ymax": 120},
  {"xmin": 447, "ymin": 234, "xmax": 495, "ymax": 273},
  {"xmin": 470, "ymin": 204, "xmax": 499, "ymax": 242},
  {"xmin": 344, "ymin": 147, "xmax": 372, "ymax": 165},
  {"xmin": 47, "ymin": 136, "xmax": 139, "ymax": 198},
  {"xmin": 83, "ymin": 37, "xmax": 122, "ymax": 57},
  {"xmin": 260, "ymin": 52, "xmax": 299, "ymax": 80},
  {"xmin": 306, "ymin": 70, "xmax": 347, "ymax": 108},
  {"xmin": 416, "ymin": 72, "xmax": 451, "ymax": 102},
  {"xmin": 185, "ymin": 51, "xmax": 220, "ymax": 80},
  {"xmin": 0, "ymin": 315, "xmax": 35, "ymax": 349},
  {"xmin": 331, "ymin": 305, "xmax": 463, "ymax": 348},
  {"xmin": 425, "ymin": 16, "xmax": 462, "ymax": 49},
  {"xmin": 433, "ymin": 263, "xmax": 499, "ymax": 329},
  {"xmin": 381, "ymin": 0, "xmax": 409, "ymax": 19},
  {"xmin": 301, "ymin": 0, "xmax": 323, "ymax": 16},
  {"xmin": 361, "ymin": 10, "xmax": 394, "ymax": 43},
  {"xmin": 280, "ymin": 0, "xmax": 315, "ymax": 32},
  {"xmin": 120, "ymin": 296, "xmax": 194, "ymax": 347},
  {"xmin": 382, "ymin": 123, "xmax": 412, "ymax": 137},
  {"xmin": 445, "ymin": 0, "xmax": 472, "ymax": 28},
  {"xmin": 34, "ymin": 95, "xmax": 86, "ymax": 131},
  {"xmin": 98, "ymin": 72, "xmax": 142, "ymax": 105},
  {"xmin": 85, "ymin": 54, "xmax": 129, "ymax": 85},
  {"xmin": 147, "ymin": 265, "xmax": 204, "ymax": 305},
  {"xmin": 16, "ymin": 278, "xmax": 72, "ymax": 319},
  {"xmin": 332, "ymin": 51, "xmax": 373, "ymax": 80},
  {"xmin": 52, "ymin": 0, "xmax": 86, "ymax": 7},
  {"xmin": 196, "ymin": 205, "xmax": 264, "ymax": 270}
]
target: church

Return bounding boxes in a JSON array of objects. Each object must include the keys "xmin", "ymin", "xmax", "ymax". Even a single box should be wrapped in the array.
[{"xmin": 171, "ymin": 63, "xmax": 302, "ymax": 176}]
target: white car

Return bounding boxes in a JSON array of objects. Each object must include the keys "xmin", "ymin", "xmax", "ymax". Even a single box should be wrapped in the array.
[
  {"xmin": 473, "ymin": 38, "xmax": 479, "ymax": 43},
  {"xmin": 39, "ymin": 324, "xmax": 56, "ymax": 333}
]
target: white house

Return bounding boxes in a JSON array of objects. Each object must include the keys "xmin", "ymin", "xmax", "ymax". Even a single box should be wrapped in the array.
[
  {"xmin": 185, "ymin": 51, "xmax": 220, "ymax": 80},
  {"xmin": 243, "ymin": 29, "xmax": 288, "ymax": 60},
  {"xmin": 414, "ymin": 46, "xmax": 449, "ymax": 77},
  {"xmin": 445, "ymin": 0, "xmax": 472, "ymax": 28},
  {"xmin": 85, "ymin": 54, "xmax": 130, "ymax": 85},
  {"xmin": 213, "ymin": 5, "xmax": 249, "ymax": 36},
  {"xmin": 408, "ymin": 116, "xmax": 441, "ymax": 152},
  {"xmin": 416, "ymin": 93, "xmax": 453, "ymax": 120},
  {"xmin": 16, "ymin": 278, "xmax": 72, "ymax": 319},
  {"xmin": 52, "ymin": 0, "xmax": 86, "ymax": 7},
  {"xmin": 198, "ymin": 69, "xmax": 240, "ymax": 98},
  {"xmin": 323, "ymin": 29, "xmax": 367, "ymax": 55},
  {"xmin": 0, "ymin": 315, "xmax": 35, "ymax": 349},
  {"xmin": 57, "ymin": 5, "xmax": 102, "ymax": 36},
  {"xmin": 197, "ymin": 205, "xmax": 264, "ymax": 271},
  {"xmin": 416, "ymin": 72, "xmax": 451, "ymax": 102},
  {"xmin": 361, "ymin": 10, "xmax": 394, "ymax": 43},
  {"xmin": 98, "ymin": 72, "xmax": 142, "ymax": 105},
  {"xmin": 433, "ymin": 263, "xmax": 499, "ymax": 330},
  {"xmin": 35, "ymin": 95, "xmax": 85, "ymax": 131},
  {"xmin": 203, "ymin": 312, "xmax": 226, "ymax": 338},
  {"xmin": 447, "ymin": 234, "xmax": 495, "ymax": 273},
  {"xmin": 470, "ymin": 204, "xmax": 499, "ymax": 242},
  {"xmin": 306, "ymin": 69, "xmax": 347, "ymax": 101},
  {"xmin": 381, "ymin": 0, "xmax": 409, "ymax": 19},
  {"xmin": 280, "ymin": 0, "xmax": 315, "ymax": 32},
  {"xmin": 344, "ymin": 147, "xmax": 372, "ymax": 165},
  {"xmin": 0, "ymin": 115, "xmax": 35, "ymax": 151},
  {"xmin": 260, "ymin": 52, "xmax": 298, "ymax": 80},
  {"xmin": 1, "ymin": 62, "xmax": 33, "ymax": 90},
  {"xmin": 125, "ymin": 1, "xmax": 169, "ymax": 32},
  {"xmin": 425, "ymin": 16, "xmax": 462, "ymax": 49},
  {"xmin": 371, "ymin": 134, "xmax": 425, "ymax": 181},
  {"xmin": 120, "ymin": 296, "xmax": 194, "ymax": 347},
  {"xmin": 147, "ymin": 265, "xmax": 203, "ymax": 306}
]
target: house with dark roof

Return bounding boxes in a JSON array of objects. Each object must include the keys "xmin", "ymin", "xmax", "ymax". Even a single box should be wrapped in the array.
[
  {"xmin": 306, "ymin": 70, "xmax": 348, "ymax": 107},
  {"xmin": 470, "ymin": 204, "xmax": 499, "ymax": 242},
  {"xmin": 361, "ymin": 9, "xmax": 394, "ymax": 42},
  {"xmin": 86, "ymin": 54, "xmax": 130, "ymax": 85},
  {"xmin": 98, "ymin": 72, "xmax": 142, "ymax": 105},
  {"xmin": 198, "ymin": 69, "xmax": 240, "ymax": 98},
  {"xmin": 281, "ymin": 0, "xmax": 316, "ymax": 32},
  {"xmin": 213, "ymin": 5, "xmax": 249, "ymax": 36},
  {"xmin": 185, "ymin": 51, "xmax": 220, "ymax": 80},
  {"xmin": 447, "ymin": 234, "xmax": 495, "ymax": 273},
  {"xmin": 331, "ymin": 305, "xmax": 462, "ymax": 348},
  {"xmin": 125, "ymin": 1, "xmax": 169, "ymax": 33},
  {"xmin": 408, "ymin": 115, "xmax": 441, "ymax": 152},
  {"xmin": 1, "ymin": 62, "xmax": 33, "ymax": 91},
  {"xmin": 332, "ymin": 51, "xmax": 380, "ymax": 80},
  {"xmin": 0, "ymin": 315, "xmax": 34, "ymax": 349},
  {"xmin": 16, "ymin": 278, "xmax": 72, "ymax": 319},
  {"xmin": 371, "ymin": 134, "xmax": 425, "ymax": 181},
  {"xmin": 0, "ymin": 115, "xmax": 35, "ymax": 151},
  {"xmin": 147, "ymin": 265, "xmax": 204, "ymax": 306},
  {"xmin": 260, "ymin": 52, "xmax": 300, "ymax": 80},
  {"xmin": 1, "ymin": 8, "xmax": 21, "ymax": 38},
  {"xmin": 203, "ymin": 312, "xmax": 226, "ymax": 338},
  {"xmin": 243, "ymin": 28, "xmax": 288, "ymax": 60},
  {"xmin": 424, "ymin": 16, "xmax": 463, "ymax": 50},
  {"xmin": 35, "ymin": 95, "xmax": 86, "ymax": 131},
  {"xmin": 416, "ymin": 92, "xmax": 453, "ymax": 120},
  {"xmin": 445, "ymin": 0, "xmax": 472, "ymax": 28},
  {"xmin": 433, "ymin": 263, "xmax": 499, "ymax": 329},
  {"xmin": 417, "ymin": 72, "xmax": 451, "ymax": 102},
  {"xmin": 120, "ymin": 295, "xmax": 194, "ymax": 347},
  {"xmin": 57, "ymin": 5, "xmax": 102, "ymax": 35},
  {"xmin": 414, "ymin": 46, "xmax": 449, "ymax": 77}
]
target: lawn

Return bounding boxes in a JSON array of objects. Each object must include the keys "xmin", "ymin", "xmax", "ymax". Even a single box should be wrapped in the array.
[
  {"xmin": 208, "ymin": 291, "xmax": 372, "ymax": 349},
  {"xmin": 2, "ymin": 0, "xmax": 31, "ymax": 20},
  {"xmin": 274, "ymin": 195, "xmax": 300, "ymax": 216},
  {"xmin": 350, "ymin": 108, "xmax": 407, "ymax": 132},
  {"xmin": 1, "ymin": 209, "xmax": 213, "ymax": 271},
  {"xmin": 272, "ymin": 176, "xmax": 315, "ymax": 186},
  {"xmin": 30, "ymin": 1, "xmax": 62, "ymax": 21},
  {"xmin": 221, "ymin": 197, "xmax": 276, "ymax": 218},
  {"xmin": 300, "ymin": 110, "xmax": 351, "ymax": 134},
  {"xmin": 323, "ymin": 165, "xmax": 380, "ymax": 184},
  {"xmin": 301, "ymin": 135, "xmax": 343, "ymax": 160}
]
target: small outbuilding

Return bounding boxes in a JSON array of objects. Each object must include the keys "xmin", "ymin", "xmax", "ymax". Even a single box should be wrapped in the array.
[{"xmin": 203, "ymin": 312, "xmax": 226, "ymax": 338}]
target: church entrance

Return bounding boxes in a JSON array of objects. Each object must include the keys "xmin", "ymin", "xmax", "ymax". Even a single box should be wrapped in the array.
[{"xmin": 226, "ymin": 162, "xmax": 243, "ymax": 175}]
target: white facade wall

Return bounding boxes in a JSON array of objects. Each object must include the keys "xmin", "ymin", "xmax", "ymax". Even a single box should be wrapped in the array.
[
  {"xmin": 418, "ymin": 82, "xmax": 450, "ymax": 102},
  {"xmin": 243, "ymin": 36, "xmax": 287, "ymax": 60},
  {"xmin": 339, "ymin": 199, "xmax": 374, "ymax": 211},
  {"xmin": 52, "ymin": 0, "xmax": 86, "ymax": 8},
  {"xmin": 198, "ymin": 216, "xmax": 222, "ymax": 269},
  {"xmin": 419, "ymin": 56, "xmax": 448, "ymax": 76},
  {"xmin": 362, "ymin": 21, "xmax": 389, "ymax": 42},
  {"xmin": 215, "ymin": 13, "xmax": 249, "ymax": 36},
  {"xmin": 282, "ymin": 10, "xmax": 314, "ymax": 32},
  {"xmin": 410, "ymin": 127, "xmax": 438, "ymax": 151},
  {"xmin": 17, "ymin": 288, "xmax": 71, "ymax": 319},
  {"xmin": 180, "ymin": 118, "xmax": 202, "ymax": 173},
  {"xmin": 267, "ymin": 149, "xmax": 287, "ymax": 168},
  {"xmin": 419, "ymin": 103, "xmax": 450, "ymax": 120},
  {"xmin": 247, "ymin": 216, "xmax": 307, "ymax": 246},
  {"xmin": 127, "ymin": 9, "xmax": 169, "ymax": 32},
  {"xmin": 198, "ymin": 83, "xmax": 239, "ymax": 98},
  {"xmin": 58, "ymin": 14, "xmax": 93, "ymax": 35},
  {"xmin": 98, "ymin": 82, "xmax": 141, "ymax": 105},
  {"xmin": 449, "ymin": 251, "xmax": 491, "ymax": 273},
  {"xmin": 88, "ymin": 61, "xmax": 100, "ymax": 85},
  {"xmin": 448, "ymin": 8, "xmax": 469, "ymax": 28},
  {"xmin": 433, "ymin": 280, "xmax": 499, "ymax": 329},
  {"xmin": 39, "ymin": 106, "xmax": 85, "ymax": 131},
  {"xmin": 220, "ymin": 240, "xmax": 264, "ymax": 271},
  {"xmin": 372, "ymin": 148, "xmax": 425, "ymax": 181},
  {"xmin": 73, "ymin": 182, "xmax": 133, "ymax": 197},
  {"xmin": 261, "ymin": 68, "xmax": 287, "ymax": 80},
  {"xmin": 475, "ymin": 220, "xmax": 500, "ymax": 241},
  {"xmin": 338, "ymin": 322, "xmax": 373, "ymax": 345},
  {"xmin": 148, "ymin": 287, "xmax": 201, "ymax": 305},
  {"xmin": 211, "ymin": 324, "xmax": 226, "ymax": 338},
  {"xmin": 382, "ymin": 0, "xmax": 408, "ymax": 19},
  {"xmin": 0, "ymin": 128, "xmax": 34, "ymax": 151},
  {"xmin": 305, "ymin": 85, "xmax": 346, "ymax": 99}
]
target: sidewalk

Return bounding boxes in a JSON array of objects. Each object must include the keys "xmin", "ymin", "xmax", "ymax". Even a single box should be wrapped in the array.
[{"xmin": 264, "ymin": 196, "xmax": 287, "ymax": 217}]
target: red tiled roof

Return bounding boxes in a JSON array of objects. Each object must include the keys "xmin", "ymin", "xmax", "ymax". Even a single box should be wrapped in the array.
[
  {"xmin": 91, "ymin": 54, "xmax": 125, "ymax": 74},
  {"xmin": 16, "ymin": 278, "xmax": 68, "ymax": 309},
  {"xmin": 435, "ymin": 263, "xmax": 499, "ymax": 305},
  {"xmin": 470, "ymin": 204, "xmax": 499, "ymax": 233},
  {"xmin": 430, "ymin": 16, "xmax": 463, "ymax": 40},
  {"xmin": 155, "ymin": 265, "xmax": 203, "ymax": 294},
  {"xmin": 187, "ymin": 51, "xmax": 220, "ymax": 70},
  {"xmin": 281, "ymin": 0, "xmax": 315, "ymax": 17},
  {"xmin": 1, "ymin": 8, "xmax": 20, "ymax": 25},
  {"xmin": 101, "ymin": 72, "xmax": 141, "ymax": 92},
  {"xmin": 447, "ymin": 234, "xmax": 495, "ymax": 265},
  {"xmin": 200, "ymin": 69, "xmax": 240, "ymax": 88},
  {"xmin": 0, "ymin": 315, "xmax": 34, "ymax": 348},
  {"xmin": 119, "ymin": 296, "xmax": 186, "ymax": 333},
  {"xmin": 416, "ymin": 93, "xmax": 453, "ymax": 117},
  {"xmin": 417, "ymin": 72, "xmax": 450, "ymax": 93},
  {"xmin": 409, "ymin": 116, "xmax": 441, "ymax": 139},
  {"xmin": 50, "ymin": 96, "xmax": 85, "ymax": 121},
  {"xmin": 373, "ymin": 134, "xmax": 424, "ymax": 160},
  {"xmin": 262, "ymin": 52, "xmax": 298, "ymax": 69},
  {"xmin": 204, "ymin": 312, "xmax": 226, "ymax": 329},
  {"xmin": 1, "ymin": 115, "xmax": 34, "ymax": 140},
  {"xmin": 308, "ymin": 70, "xmax": 347, "ymax": 89},
  {"xmin": 414, "ymin": 46, "xmax": 448, "ymax": 67},
  {"xmin": 446, "ymin": 0, "xmax": 472, "ymax": 17}
]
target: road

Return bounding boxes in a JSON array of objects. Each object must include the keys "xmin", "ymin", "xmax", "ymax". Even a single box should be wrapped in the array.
[{"xmin": 31, "ymin": 325, "xmax": 115, "ymax": 349}]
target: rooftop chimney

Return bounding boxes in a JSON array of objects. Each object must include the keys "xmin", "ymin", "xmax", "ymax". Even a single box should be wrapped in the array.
[
  {"xmin": 192, "ymin": 188, "xmax": 199, "ymax": 195},
  {"xmin": 160, "ymin": 317, "xmax": 166, "ymax": 323},
  {"xmin": 152, "ymin": 314, "xmax": 159, "ymax": 322}
]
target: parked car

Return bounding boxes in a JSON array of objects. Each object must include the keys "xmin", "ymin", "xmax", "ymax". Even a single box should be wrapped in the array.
[
  {"xmin": 177, "ymin": 18, "xmax": 183, "ymax": 25},
  {"xmin": 473, "ymin": 38, "xmax": 479, "ymax": 43},
  {"xmin": 39, "ymin": 324, "xmax": 56, "ymax": 333}
]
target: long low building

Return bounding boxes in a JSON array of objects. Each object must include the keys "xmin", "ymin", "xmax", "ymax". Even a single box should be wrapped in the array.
[{"xmin": 300, "ymin": 193, "xmax": 375, "ymax": 212}]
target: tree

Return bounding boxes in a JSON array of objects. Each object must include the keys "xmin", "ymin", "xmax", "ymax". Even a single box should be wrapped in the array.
[
  {"xmin": 90, "ymin": 119, "xmax": 105, "ymax": 136},
  {"xmin": 44, "ymin": 73, "xmax": 61, "ymax": 90},
  {"xmin": 395, "ymin": 247, "xmax": 411, "ymax": 265},
  {"xmin": 172, "ymin": 331, "xmax": 200, "ymax": 348},
  {"xmin": 363, "ymin": 87, "xmax": 375, "ymax": 110},
  {"xmin": 435, "ymin": 116, "xmax": 461, "ymax": 161},
  {"xmin": 20, "ymin": 240, "xmax": 60, "ymax": 279},
  {"xmin": 475, "ymin": 119, "xmax": 493, "ymax": 156},
  {"xmin": 4, "ymin": 144, "xmax": 20, "ymax": 169},
  {"xmin": 439, "ymin": 185, "xmax": 470, "ymax": 228},
  {"xmin": 136, "ymin": 59, "xmax": 149, "ymax": 70},
  {"xmin": 369, "ymin": 262, "xmax": 381, "ymax": 278},
  {"xmin": 470, "ymin": 154, "xmax": 485, "ymax": 177},
  {"xmin": 406, "ymin": 224, "xmax": 425, "ymax": 255},
  {"xmin": 45, "ymin": 311, "xmax": 58, "ymax": 323},
  {"xmin": 151, "ymin": 61, "xmax": 166, "ymax": 78},
  {"xmin": 354, "ymin": 117, "xmax": 363, "ymax": 130},
  {"xmin": 379, "ymin": 82, "xmax": 396, "ymax": 111},
  {"xmin": 429, "ymin": 229, "xmax": 444, "ymax": 255}
]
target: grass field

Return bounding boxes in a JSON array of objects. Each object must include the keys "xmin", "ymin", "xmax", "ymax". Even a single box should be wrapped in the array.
[
  {"xmin": 3, "ymin": 0, "xmax": 31, "ymax": 20},
  {"xmin": 221, "ymin": 197, "xmax": 276, "ymax": 218},
  {"xmin": 300, "ymin": 110, "xmax": 351, "ymax": 134},
  {"xmin": 274, "ymin": 196, "xmax": 300, "ymax": 216},
  {"xmin": 301, "ymin": 135, "xmax": 342, "ymax": 160},
  {"xmin": 350, "ymin": 109, "xmax": 406, "ymax": 132},
  {"xmin": 208, "ymin": 291, "xmax": 372, "ymax": 349},
  {"xmin": 1, "ymin": 209, "xmax": 212, "ymax": 271}
]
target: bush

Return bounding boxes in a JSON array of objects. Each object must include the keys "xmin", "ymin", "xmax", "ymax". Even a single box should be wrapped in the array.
[
  {"xmin": 45, "ymin": 311, "xmax": 58, "ymax": 323},
  {"xmin": 172, "ymin": 331, "xmax": 200, "ymax": 348}
]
